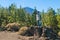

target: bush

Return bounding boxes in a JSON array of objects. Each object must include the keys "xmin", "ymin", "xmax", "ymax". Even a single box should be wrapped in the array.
[{"xmin": 5, "ymin": 22, "xmax": 20, "ymax": 32}]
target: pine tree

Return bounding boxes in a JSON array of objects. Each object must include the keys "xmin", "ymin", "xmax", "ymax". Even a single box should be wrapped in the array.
[
  {"xmin": 32, "ymin": 8, "xmax": 38, "ymax": 26},
  {"xmin": 46, "ymin": 8, "xmax": 57, "ymax": 28}
]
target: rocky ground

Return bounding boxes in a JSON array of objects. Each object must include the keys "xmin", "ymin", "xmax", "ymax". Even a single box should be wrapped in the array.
[
  {"xmin": 0, "ymin": 31, "xmax": 46, "ymax": 40},
  {"xmin": 0, "ymin": 31, "xmax": 21, "ymax": 40},
  {"xmin": 0, "ymin": 31, "xmax": 60, "ymax": 40},
  {"xmin": 0, "ymin": 31, "xmax": 35, "ymax": 40}
]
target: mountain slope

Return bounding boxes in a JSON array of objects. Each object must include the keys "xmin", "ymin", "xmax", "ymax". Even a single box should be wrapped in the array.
[
  {"xmin": 24, "ymin": 7, "xmax": 40, "ymax": 14},
  {"xmin": 24, "ymin": 7, "xmax": 34, "ymax": 14}
]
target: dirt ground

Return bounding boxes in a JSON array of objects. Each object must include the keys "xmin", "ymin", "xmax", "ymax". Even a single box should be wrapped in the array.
[
  {"xmin": 0, "ymin": 31, "xmax": 59, "ymax": 40},
  {"xmin": 0, "ymin": 31, "xmax": 21, "ymax": 40},
  {"xmin": 0, "ymin": 31, "xmax": 35, "ymax": 40},
  {"xmin": 0, "ymin": 31, "xmax": 45, "ymax": 40}
]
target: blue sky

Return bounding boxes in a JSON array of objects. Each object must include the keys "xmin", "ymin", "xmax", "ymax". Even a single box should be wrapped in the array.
[{"xmin": 0, "ymin": 0, "xmax": 60, "ymax": 12}]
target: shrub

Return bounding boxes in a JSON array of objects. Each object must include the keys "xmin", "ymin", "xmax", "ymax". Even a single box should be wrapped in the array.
[{"xmin": 5, "ymin": 22, "xmax": 20, "ymax": 32}]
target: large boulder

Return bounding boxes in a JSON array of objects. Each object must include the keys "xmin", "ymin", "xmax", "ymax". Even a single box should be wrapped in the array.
[
  {"xmin": 18, "ymin": 26, "xmax": 28, "ymax": 35},
  {"xmin": 5, "ymin": 23, "xmax": 20, "ymax": 32},
  {"xmin": 0, "ymin": 26, "xmax": 7, "ymax": 31},
  {"xmin": 18, "ymin": 26, "xmax": 42, "ymax": 36},
  {"xmin": 44, "ymin": 27, "xmax": 58, "ymax": 39},
  {"xmin": 58, "ymin": 31, "xmax": 60, "ymax": 37}
]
